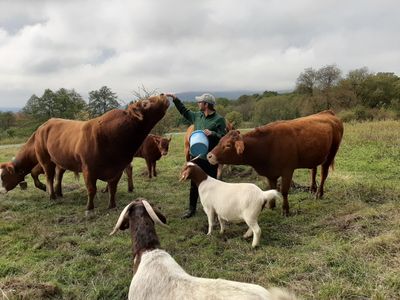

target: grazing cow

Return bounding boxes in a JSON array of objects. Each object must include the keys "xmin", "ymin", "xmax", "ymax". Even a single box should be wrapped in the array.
[
  {"xmin": 184, "ymin": 122, "xmax": 234, "ymax": 179},
  {"xmin": 207, "ymin": 110, "xmax": 343, "ymax": 216},
  {"xmin": 0, "ymin": 132, "xmax": 62, "ymax": 194},
  {"xmin": 124, "ymin": 134, "xmax": 172, "ymax": 192},
  {"xmin": 34, "ymin": 94, "xmax": 170, "ymax": 214}
]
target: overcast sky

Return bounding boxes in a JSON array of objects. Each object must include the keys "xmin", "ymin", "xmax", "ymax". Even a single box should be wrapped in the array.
[{"xmin": 0, "ymin": 0, "xmax": 399, "ymax": 107}]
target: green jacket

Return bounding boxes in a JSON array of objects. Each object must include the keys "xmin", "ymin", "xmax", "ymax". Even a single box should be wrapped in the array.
[{"xmin": 173, "ymin": 98, "xmax": 227, "ymax": 152}]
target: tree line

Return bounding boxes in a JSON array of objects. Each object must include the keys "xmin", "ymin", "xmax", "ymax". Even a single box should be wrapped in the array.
[{"xmin": 1, "ymin": 65, "xmax": 399, "ymax": 141}]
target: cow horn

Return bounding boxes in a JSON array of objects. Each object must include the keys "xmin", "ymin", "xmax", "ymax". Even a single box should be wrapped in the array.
[
  {"xmin": 142, "ymin": 199, "xmax": 168, "ymax": 228},
  {"xmin": 109, "ymin": 201, "xmax": 136, "ymax": 235}
]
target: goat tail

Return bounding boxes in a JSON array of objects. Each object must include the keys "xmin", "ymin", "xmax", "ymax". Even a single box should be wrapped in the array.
[
  {"xmin": 262, "ymin": 190, "xmax": 283, "ymax": 210},
  {"xmin": 269, "ymin": 287, "xmax": 298, "ymax": 300}
]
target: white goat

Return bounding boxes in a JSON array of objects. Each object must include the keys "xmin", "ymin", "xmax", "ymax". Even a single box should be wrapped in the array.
[
  {"xmin": 111, "ymin": 198, "xmax": 297, "ymax": 300},
  {"xmin": 180, "ymin": 162, "xmax": 283, "ymax": 248}
]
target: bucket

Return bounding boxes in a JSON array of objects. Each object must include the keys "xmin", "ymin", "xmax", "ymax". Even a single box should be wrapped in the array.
[{"xmin": 189, "ymin": 130, "xmax": 209, "ymax": 158}]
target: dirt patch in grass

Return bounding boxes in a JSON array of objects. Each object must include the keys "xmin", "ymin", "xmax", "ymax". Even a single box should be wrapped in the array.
[
  {"xmin": 1, "ymin": 279, "xmax": 61, "ymax": 299},
  {"xmin": 323, "ymin": 213, "xmax": 363, "ymax": 231}
]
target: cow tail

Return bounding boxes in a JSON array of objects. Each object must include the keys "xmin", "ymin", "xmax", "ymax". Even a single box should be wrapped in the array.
[
  {"xmin": 73, "ymin": 172, "xmax": 80, "ymax": 181},
  {"xmin": 330, "ymin": 159, "xmax": 335, "ymax": 171}
]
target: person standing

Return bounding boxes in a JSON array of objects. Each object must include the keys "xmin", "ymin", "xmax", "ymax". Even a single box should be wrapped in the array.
[{"xmin": 166, "ymin": 93, "xmax": 227, "ymax": 218}]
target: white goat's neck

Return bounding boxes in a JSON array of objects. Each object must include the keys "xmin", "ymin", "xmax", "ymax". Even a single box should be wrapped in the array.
[{"xmin": 188, "ymin": 164, "xmax": 208, "ymax": 187}]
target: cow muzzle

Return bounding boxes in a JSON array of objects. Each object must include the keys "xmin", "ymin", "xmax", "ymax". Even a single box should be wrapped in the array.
[{"xmin": 207, "ymin": 153, "xmax": 218, "ymax": 165}]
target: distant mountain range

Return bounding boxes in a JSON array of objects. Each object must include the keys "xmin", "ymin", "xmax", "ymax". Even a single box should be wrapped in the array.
[
  {"xmin": 0, "ymin": 89, "xmax": 293, "ymax": 112},
  {"xmin": 0, "ymin": 107, "xmax": 21, "ymax": 113},
  {"xmin": 175, "ymin": 90, "xmax": 263, "ymax": 101}
]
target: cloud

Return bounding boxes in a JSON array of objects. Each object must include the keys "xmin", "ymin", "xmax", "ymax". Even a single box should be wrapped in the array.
[{"xmin": 0, "ymin": 0, "xmax": 399, "ymax": 107}]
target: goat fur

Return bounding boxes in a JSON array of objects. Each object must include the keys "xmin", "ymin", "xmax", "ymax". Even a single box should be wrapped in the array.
[
  {"xmin": 181, "ymin": 162, "xmax": 283, "ymax": 247},
  {"xmin": 112, "ymin": 199, "xmax": 296, "ymax": 300}
]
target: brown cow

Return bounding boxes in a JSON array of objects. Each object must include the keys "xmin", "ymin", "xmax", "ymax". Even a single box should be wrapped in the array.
[
  {"xmin": 184, "ymin": 122, "xmax": 234, "ymax": 179},
  {"xmin": 33, "ymin": 94, "xmax": 169, "ymax": 214},
  {"xmin": 0, "ymin": 132, "xmax": 63, "ymax": 194},
  {"xmin": 207, "ymin": 110, "xmax": 343, "ymax": 216},
  {"xmin": 121, "ymin": 134, "xmax": 171, "ymax": 192}
]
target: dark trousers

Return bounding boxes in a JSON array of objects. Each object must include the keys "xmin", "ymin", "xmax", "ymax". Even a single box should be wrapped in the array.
[{"xmin": 188, "ymin": 158, "xmax": 218, "ymax": 212}]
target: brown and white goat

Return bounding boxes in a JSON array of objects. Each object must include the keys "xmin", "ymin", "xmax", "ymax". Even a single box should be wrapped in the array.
[
  {"xmin": 111, "ymin": 198, "xmax": 296, "ymax": 300},
  {"xmin": 180, "ymin": 162, "xmax": 282, "ymax": 248}
]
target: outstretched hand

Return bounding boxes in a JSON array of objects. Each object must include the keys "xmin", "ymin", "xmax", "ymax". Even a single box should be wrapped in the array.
[{"xmin": 165, "ymin": 93, "xmax": 176, "ymax": 100}]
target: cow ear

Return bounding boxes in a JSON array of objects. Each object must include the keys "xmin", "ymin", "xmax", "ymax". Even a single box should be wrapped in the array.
[
  {"xmin": 5, "ymin": 163, "xmax": 15, "ymax": 174},
  {"xmin": 235, "ymin": 140, "xmax": 245, "ymax": 155},
  {"xmin": 131, "ymin": 109, "xmax": 143, "ymax": 120}
]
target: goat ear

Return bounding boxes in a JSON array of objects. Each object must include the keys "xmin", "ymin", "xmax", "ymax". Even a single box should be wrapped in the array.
[
  {"xmin": 235, "ymin": 140, "xmax": 245, "ymax": 155},
  {"xmin": 179, "ymin": 170, "xmax": 188, "ymax": 182}
]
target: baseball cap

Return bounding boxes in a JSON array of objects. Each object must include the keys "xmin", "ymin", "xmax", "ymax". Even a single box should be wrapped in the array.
[{"xmin": 195, "ymin": 93, "xmax": 216, "ymax": 105}]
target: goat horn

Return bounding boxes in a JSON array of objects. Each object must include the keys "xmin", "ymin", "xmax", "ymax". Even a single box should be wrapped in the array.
[
  {"xmin": 142, "ymin": 199, "xmax": 169, "ymax": 228},
  {"xmin": 190, "ymin": 155, "xmax": 201, "ymax": 162},
  {"xmin": 109, "ymin": 201, "xmax": 136, "ymax": 235}
]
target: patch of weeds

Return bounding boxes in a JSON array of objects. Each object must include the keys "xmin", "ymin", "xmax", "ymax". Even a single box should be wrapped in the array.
[
  {"xmin": 0, "ymin": 262, "xmax": 22, "ymax": 277},
  {"xmin": 0, "ymin": 278, "xmax": 62, "ymax": 299}
]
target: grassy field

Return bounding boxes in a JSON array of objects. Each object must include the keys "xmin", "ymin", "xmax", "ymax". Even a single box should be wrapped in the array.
[{"xmin": 0, "ymin": 120, "xmax": 399, "ymax": 299}]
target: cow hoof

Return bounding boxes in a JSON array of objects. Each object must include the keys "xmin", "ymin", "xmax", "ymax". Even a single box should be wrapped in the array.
[
  {"xmin": 19, "ymin": 181, "xmax": 28, "ymax": 190},
  {"xmin": 85, "ymin": 210, "xmax": 95, "ymax": 218}
]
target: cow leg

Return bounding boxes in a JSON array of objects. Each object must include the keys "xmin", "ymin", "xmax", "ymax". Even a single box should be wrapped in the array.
[
  {"xmin": 310, "ymin": 167, "xmax": 318, "ymax": 194},
  {"xmin": 266, "ymin": 177, "xmax": 278, "ymax": 209},
  {"xmin": 82, "ymin": 169, "xmax": 97, "ymax": 214},
  {"xmin": 267, "ymin": 177, "xmax": 278, "ymax": 190},
  {"xmin": 31, "ymin": 164, "xmax": 46, "ymax": 191},
  {"xmin": 146, "ymin": 159, "xmax": 152, "ymax": 178},
  {"xmin": 280, "ymin": 172, "xmax": 294, "ymax": 216},
  {"xmin": 317, "ymin": 144, "xmax": 340, "ymax": 199},
  {"xmin": 152, "ymin": 162, "xmax": 157, "ymax": 177},
  {"xmin": 317, "ymin": 163, "xmax": 330, "ymax": 199},
  {"xmin": 42, "ymin": 163, "xmax": 56, "ymax": 200},
  {"xmin": 107, "ymin": 171, "xmax": 123, "ymax": 209},
  {"xmin": 54, "ymin": 167, "xmax": 66, "ymax": 197},
  {"xmin": 125, "ymin": 163, "xmax": 134, "ymax": 192}
]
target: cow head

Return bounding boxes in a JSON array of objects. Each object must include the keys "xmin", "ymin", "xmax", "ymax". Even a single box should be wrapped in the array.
[
  {"xmin": 207, "ymin": 130, "xmax": 244, "ymax": 165},
  {"xmin": 153, "ymin": 135, "xmax": 172, "ymax": 156},
  {"xmin": 0, "ymin": 162, "xmax": 25, "ymax": 193},
  {"xmin": 127, "ymin": 94, "xmax": 170, "ymax": 125}
]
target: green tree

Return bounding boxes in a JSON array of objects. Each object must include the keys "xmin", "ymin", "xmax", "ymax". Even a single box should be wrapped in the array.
[
  {"xmin": 316, "ymin": 65, "xmax": 342, "ymax": 91},
  {"xmin": 360, "ymin": 72, "xmax": 400, "ymax": 108},
  {"xmin": 23, "ymin": 89, "xmax": 86, "ymax": 121},
  {"xmin": 0, "ymin": 112, "xmax": 16, "ymax": 130},
  {"xmin": 53, "ymin": 88, "xmax": 87, "ymax": 119},
  {"xmin": 225, "ymin": 111, "xmax": 243, "ymax": 128},
  {"xmin": 295, "ymin": 68, "xmax": 317, "ymax": 95},
  {"xmin": 88, "ymin": 86, "xmax": 120, "ymax": 117}
]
